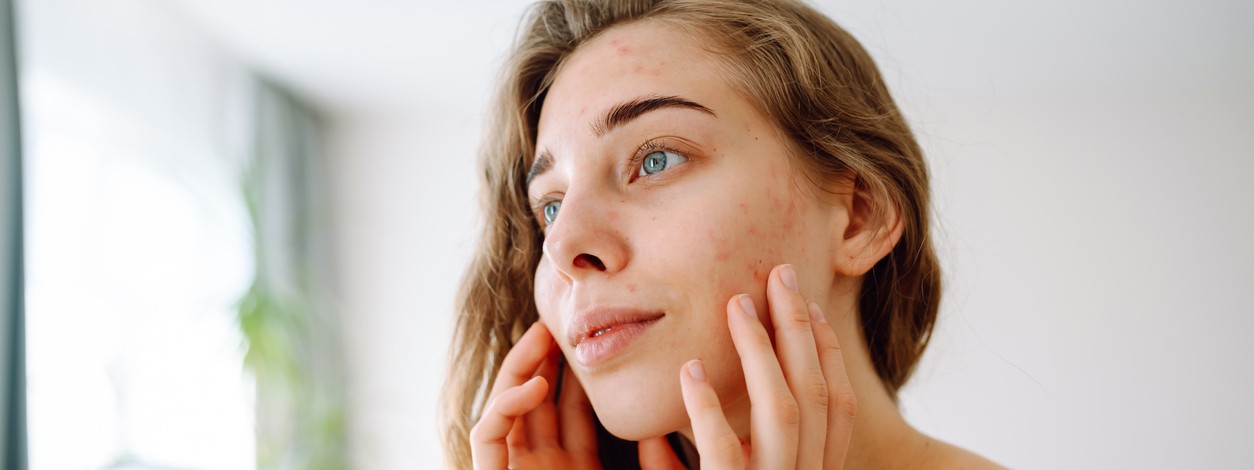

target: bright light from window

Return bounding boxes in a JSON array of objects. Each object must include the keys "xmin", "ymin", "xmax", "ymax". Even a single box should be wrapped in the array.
[{"xmin": 24, "ymin": 69, "xmax": 256, "ymax": 470}]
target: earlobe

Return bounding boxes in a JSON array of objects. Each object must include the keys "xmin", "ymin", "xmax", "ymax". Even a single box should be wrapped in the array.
[{"xmin": 830, "ymin": 177, "xmax": 905, "ymax": 277}]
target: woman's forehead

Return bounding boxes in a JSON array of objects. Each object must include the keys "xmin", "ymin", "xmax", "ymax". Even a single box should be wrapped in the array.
[
  {"xmin": 544, "ymin": 25, "xmax": 723, "ymax": 112},
  {"xmin": 535, "ymin": 22, "xmax": 741, "ymax": 147}
]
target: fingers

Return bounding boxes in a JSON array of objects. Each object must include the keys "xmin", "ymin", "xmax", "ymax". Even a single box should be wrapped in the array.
[
  {"xmin": 638, "ymin": 436, "xmax": 687, "ymax": 470},
  {"xmin": 679, "ymin": 359, "xmax": 746, "ymax": 470},
  {"xmin": 523, "ymin": 346, "xmax": 561, "ymax": 449},
  {"xmin": 766, "ymin": 264, "xmax": 829, "ymax": 469},
  {"xmin": 470, "ymin": 376, "xmax": 548, "ymax": 470},
  {"xmin": 809, "ymin": 300, "xmax": 857, "ymax": 469},
  {"xmin": 557, "ymin": 360, "xmax": 599, "ymax": 464},
  {"xmin": 726, "ymin": 293, "xmax": 799, "ymax": 469},
  {"xmin": 487, "ymin": 322, "xmax": 556, "ymax": 400}
]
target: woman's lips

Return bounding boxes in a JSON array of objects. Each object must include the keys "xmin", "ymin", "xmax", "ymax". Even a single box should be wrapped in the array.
[{"xmin": 569, "ymin": 308, "xmax": 664, "ymax": 367}]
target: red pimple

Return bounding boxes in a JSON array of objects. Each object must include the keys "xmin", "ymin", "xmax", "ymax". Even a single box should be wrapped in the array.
[
  {"xmin": 782, "ymin": 199, "xmax": 798, "ymax": 230},
  {"xmin": 738, "ymin": 202, "xmax": 749, "ymax": 214},
  {"xmin": 627, "ymin": 283, "xmax": 637, "ymax": 293}
]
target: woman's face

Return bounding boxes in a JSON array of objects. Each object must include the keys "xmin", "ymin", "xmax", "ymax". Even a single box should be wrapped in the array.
[{"xmin": 529, "ymin": 20, "xmax": 839, "ymax": 440}]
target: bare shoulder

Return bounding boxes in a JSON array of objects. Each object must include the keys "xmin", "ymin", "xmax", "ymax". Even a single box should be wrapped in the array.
[{"xmin": 916, "ymin": 437, "xmax": 1006, "ymax": 469}]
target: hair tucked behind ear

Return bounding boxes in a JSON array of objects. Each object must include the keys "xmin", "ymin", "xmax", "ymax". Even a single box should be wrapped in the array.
[{"xmin": 440, "ymin": 1, "xmax": 941, "ymax": 467}]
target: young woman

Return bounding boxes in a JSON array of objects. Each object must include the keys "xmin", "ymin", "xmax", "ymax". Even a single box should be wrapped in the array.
[{"xmin": 442, "ymin": 0, "xmax": 1001, "ymax": 467}]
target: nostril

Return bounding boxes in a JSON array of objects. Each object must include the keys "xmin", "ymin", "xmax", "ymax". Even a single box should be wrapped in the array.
[{"xmin": 573, "ymin": 253, "xmax": 606, "ymax": 271}]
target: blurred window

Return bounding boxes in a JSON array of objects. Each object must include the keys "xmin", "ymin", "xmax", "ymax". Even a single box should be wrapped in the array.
[{"xmin": 19, "ymin": 1, "xmax": 257, "ymax": 468}]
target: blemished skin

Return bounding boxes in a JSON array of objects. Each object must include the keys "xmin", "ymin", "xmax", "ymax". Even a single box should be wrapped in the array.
[
  {"xmin": 469, "ymin": 20, "xmax": 1003, "ymax": 469},
  {"xmin": 529, "ymin": 22, "xmax": 839, "ymax": 442}
]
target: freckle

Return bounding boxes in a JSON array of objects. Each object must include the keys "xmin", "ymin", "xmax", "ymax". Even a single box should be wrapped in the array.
[
  {"xmin": 633, "ymin": 64, "xmax": 644, "ymax": 73},
  {"xmin": 748, "ymin": 225, "xmax": 757, "ymax": 235},
  {"xmin": 628, "ymin": 283, "xmax": 637, "ymax": 293}
]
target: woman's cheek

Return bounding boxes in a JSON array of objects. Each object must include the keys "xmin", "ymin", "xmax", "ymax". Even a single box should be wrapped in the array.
[{"xmin": 533, "ymin": 259, "xmax": 563, "ymax": 331}]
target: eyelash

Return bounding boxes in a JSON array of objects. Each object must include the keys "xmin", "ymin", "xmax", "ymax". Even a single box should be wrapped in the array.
[
  {"xmin": 626, "ymin": 139, "xmax": 681, "ymax": 181},
  {"xmin": 529, "ymin": 138, "xmax": 690, "ymax": 228}
]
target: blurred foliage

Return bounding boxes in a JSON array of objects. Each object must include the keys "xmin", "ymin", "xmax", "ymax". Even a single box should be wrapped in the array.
[{"xmin": 237, "ymin": 87, "xmax": 346, "ymax": 470}]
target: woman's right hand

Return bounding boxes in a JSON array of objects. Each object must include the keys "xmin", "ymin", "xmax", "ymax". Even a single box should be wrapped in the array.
[{"xmin": 470, "ymin": 321, "xmax": 602, "ymax": 470}]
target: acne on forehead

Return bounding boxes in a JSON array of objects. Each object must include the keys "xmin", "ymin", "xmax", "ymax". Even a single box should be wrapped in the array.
[
  {"xmin": 610, "ymin": 38, "xmax": 631, "ymax": 56},
  {"xmin": 537, "ymin": 28, "xmax": 722, "ymax": 154},
  {"xmin": 560, "ymin": 21, "xmax": 714, "ymax": 80}
]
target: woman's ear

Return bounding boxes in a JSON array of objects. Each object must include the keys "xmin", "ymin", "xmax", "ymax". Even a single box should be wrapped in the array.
[{"xmin": 829, "ymin": 174, "xmax": 904, "ymax": 277}]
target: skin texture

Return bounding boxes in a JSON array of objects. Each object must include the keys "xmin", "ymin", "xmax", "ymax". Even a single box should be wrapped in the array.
[
  {"xmin": 472, "ymin": 20, "xmax": 1005, "ymax": 469},
  {"xmin": 528, "ymin": 21, "xmax": 838, "ymax": 440}
]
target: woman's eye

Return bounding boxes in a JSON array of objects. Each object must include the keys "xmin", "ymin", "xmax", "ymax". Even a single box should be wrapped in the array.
[
  {"xmin": 638, "ymin": 150, "xmax": 688, "ymax": 177},
  {"xmin": 542, "ymin": 200, "xmax": 561, "ymax": 225}
]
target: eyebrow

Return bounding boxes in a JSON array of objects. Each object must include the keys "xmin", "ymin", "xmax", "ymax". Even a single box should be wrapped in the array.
[{"xmin": 525, "ymin": 95, "xmax": 716, "ymax": 187}]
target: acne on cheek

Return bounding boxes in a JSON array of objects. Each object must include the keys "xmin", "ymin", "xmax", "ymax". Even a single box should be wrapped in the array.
[
  {"xmin": 708, "ymin": 230, "xmax": 731, "ymax": 261},
  {"xmin": 782, "ymin": 199, "xmax": 798, "ymax": 230},
  {"xmin": 765, "ymin": 186, "xmax": 809, "ymax": 239}
]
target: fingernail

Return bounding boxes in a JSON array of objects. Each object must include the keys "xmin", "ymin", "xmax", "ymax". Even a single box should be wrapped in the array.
[
  {"xmin": 780, "ymin": 264, "xmax": 799, "ymax": 292},
  {"xmin": 807, "ymin": 301, "xmax": 828, "ymax": 324},
  {"xmin": 737, "ymin": 294, "xmax": 757, "ymax": 319},
  {"xmin": 687, "ymin": 360, "xmax": 706, "ymax": 382}
]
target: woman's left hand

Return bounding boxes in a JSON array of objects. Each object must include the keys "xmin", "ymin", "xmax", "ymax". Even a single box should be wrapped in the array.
[{"xmin": 638, "ymin": 264, "xmax": 858, "ymax": 469}]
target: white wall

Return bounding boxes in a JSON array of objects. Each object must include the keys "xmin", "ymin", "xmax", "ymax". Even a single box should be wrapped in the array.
[
  {"xmin": 324, "ymin": 1, "xmax": 1254, "ymax": 468},
  {"xmin": 328, "ymin": 112, "xmax": 481, "ymax": 469}
]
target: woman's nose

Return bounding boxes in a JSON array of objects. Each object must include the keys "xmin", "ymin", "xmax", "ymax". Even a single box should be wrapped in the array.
[{"xmin": 541, "ymin": 190, "xmax": 629, "ymax": 282}]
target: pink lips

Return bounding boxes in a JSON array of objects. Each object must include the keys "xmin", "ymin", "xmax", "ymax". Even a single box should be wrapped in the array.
[{"xmin": 568, "ymin": 308, "xmax": 664, "ymax": 367}]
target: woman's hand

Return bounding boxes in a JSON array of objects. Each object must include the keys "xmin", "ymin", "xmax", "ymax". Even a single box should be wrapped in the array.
[
  {"xmin": 642, "ymin": 264, "xmax": 858, "ymax": 469},
  {"xmin": 473, "ymin": 263, "xmax": 855, "ymax": 469},
  {"xmin": 469, "ymin": 321, "xmax": 602, "ymax": 470}
]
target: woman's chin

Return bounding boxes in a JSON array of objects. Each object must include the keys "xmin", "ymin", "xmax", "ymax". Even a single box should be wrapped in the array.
[
  {"xmin": 593, "ymin": 398, "xmax": 685, "ymax": 441},
  {"xmin": 583, "ymin": 369, "xmax": 688, "ymax": 441}
]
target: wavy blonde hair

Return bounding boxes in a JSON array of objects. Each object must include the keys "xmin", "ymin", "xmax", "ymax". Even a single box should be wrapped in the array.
[{"xmin": 440, "ymin": 0, "xmax": 941, "ymax": 467}]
